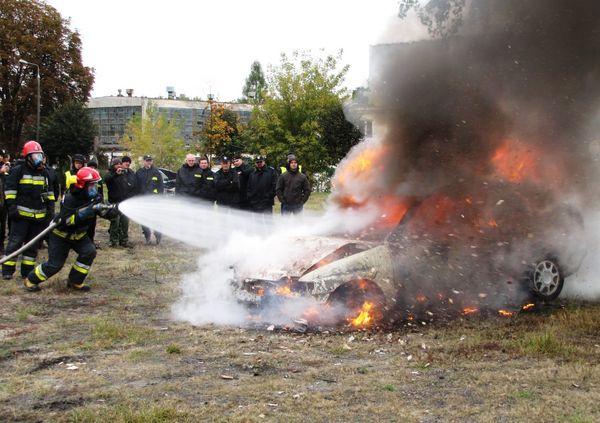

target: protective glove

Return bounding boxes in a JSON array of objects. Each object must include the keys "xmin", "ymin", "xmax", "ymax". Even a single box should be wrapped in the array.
[
  {"xmin": 8, "ymin": 204, "xmax": 18, "ymax": 220},
  {"xmin": 77, "ymin": 206, "xmax": 96, "ymax": 220}
]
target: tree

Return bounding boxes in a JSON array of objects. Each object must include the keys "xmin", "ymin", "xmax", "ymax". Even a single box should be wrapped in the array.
[
  {"xmin": 199, "ymin": 102, "xmax": 244, "ymax": 158},
  {"xmin": 243, "ymin": 50, "xmax": 360, "ymax": 174},
  {"xmin": 40, "ymin": 102, "xmax": 96, "ymax": 164},
  {"xmin": 0, "ymin": 0, "xmax": 94, "ymax": 155},
  {"xmin": 241, "ymin": 61, "xmax": 266, "ymax": 104},
  {"xmin": 119, "ymin": 105, "xmax": 186, "ymax": 169},
  {"xmin": 398, "ymin": 0, "xmax": 466, "ymax": 37}
]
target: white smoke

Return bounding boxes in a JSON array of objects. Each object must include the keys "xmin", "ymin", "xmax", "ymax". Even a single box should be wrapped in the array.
[{"xmin": 119, "ymin": 196, "xmax": 380, "ymax": 326}]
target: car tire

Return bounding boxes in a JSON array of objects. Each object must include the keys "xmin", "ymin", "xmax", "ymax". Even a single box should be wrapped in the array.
[{"xmin": 524, "ymin": 257, "xmax": 564, "ymax": 301}]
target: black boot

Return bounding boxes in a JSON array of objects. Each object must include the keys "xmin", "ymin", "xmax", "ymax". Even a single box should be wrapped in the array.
[
  {"xmin": 23, "ymin": 278, "xmax": 41, "ymax": 292},
  {"xmin": 67, "ymin": 280, "xmax": 90, "ymax": 292}
]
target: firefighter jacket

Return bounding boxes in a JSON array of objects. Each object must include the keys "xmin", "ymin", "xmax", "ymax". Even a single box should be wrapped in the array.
[
  {"xmin": 4, "ymin": 162, "xmax": 56, "ymax": 221},
  {"xmin": 53, "ymin": 188, "xmax": 97, "ymax": 240},
  {"xmin": 176, "ymin": 163, "xmax": 202, "ymax": 196},
  {"xmin": 234, "ymin": 162, "xmax": 253, "ymax": 207},
  {"xmin": 215, "ymin": 168, "xmax": 240, "ymax": 207},
  {"xmin": 135, "ymin": 166, "xmax": 164, "ymax": 195},
  {"xmin": 276, "ymin": 169, "xmax": 311, "ymax": 206},
  {"xmin": 196, "ymin": 167, "xmax": 216, "ymax": 201},
  {"xmin": 247, "ymin": 166, "xmax": 278, "ymax": 210},
  {"xmin": 123, "ymin": 168, "xmax": 137, "ymax": 199},
  {"xmin": 61, "ymin": 166, "xmax": 78, "ymax": 197},
  {"xmin": 104, "ymin": 168, "xmax": 134, "ymax": 204}
]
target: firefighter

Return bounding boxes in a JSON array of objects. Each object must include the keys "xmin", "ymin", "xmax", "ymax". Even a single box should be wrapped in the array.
[
  {"xmin": 276, "ymin": 154, "xmax": 311, "ymax": 214},
  {"xmin": 61, "ymin": 154, "xmax": 86, "ymax": 197},
  {"xmin": 175, "ymin": 154, "xmax": 201, "ymax": 196},
  {"xmin": 135, "ymin": 155, "xmax": 164, "ymax": 244},
  {"xmin": 247, "ymin": 156, "xmax": 278, "ymax": 213},
  {"xmin": 85, "ymin": 159, "xmax": 104, "ymax": 244},
  {"xmin": 24, "ymin": 167, "xmax": 117, "ymax": 292},
  {"xmin": 0, "ymin": 150, "xmax": 10, "ymax": 253},
  {"xmin": 232, "ymin": 154, "xmax": 253, "ymax": 209},
  {"xmin": 2, "ymin": 141, "xmax": 56, "ymax": 280},
  {"xmin": 196, "ymin": 155, "xmax": 216, "ymax": 202},
  {"xmin": 104, "ymin": 158, "xmax": 134, "ymax": 248},
  {"xmin": 214, "ymin": 156, "xmax": 240, "ymax": 208}
]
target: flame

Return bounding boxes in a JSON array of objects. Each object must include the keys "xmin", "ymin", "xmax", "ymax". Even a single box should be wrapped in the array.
[
  {"xmin": 491, "ymin": 139, "xmax": 539, "ymax": 183},
  {"xmin": 256, "ymin": 287, "xmax": 265, "ymax": 297},
  {"xmin": 498, "ymin": 309, "xmax": 514, "ymax": 317},
  {"xmin": 487, "ymin": 218, "xmax": 498, "ymax": 228},
  {"xmin": 461, "ymin": 306, "xmax": 479, "ymax": 316},
  {"xmin": 333, "ymin": 144, "xmax": 388, "ymax": 189},
  {"xmin": 275, "ymin": 285, "xmax": 294, "ymax": 297},
  {"xmin": 349, "ymin": 301, "xmax": 375, "ymax": 328},
  {"xmin": 416, "ymin": 294, "xmax": 427, "ymax": 303},
  {"xmin": 521, "ymin": 303, "xmax": 535, "ymax": 311}
]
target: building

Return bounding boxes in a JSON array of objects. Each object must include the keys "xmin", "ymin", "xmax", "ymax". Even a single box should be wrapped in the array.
[{"xmin": 87, "ymin": 89, "xmax": 253, "ymax": 151}]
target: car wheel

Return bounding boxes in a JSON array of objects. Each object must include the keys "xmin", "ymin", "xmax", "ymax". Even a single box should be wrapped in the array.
[{"xmin": 526, "ymin": 258, "xmax": 564, "ymax": 301}]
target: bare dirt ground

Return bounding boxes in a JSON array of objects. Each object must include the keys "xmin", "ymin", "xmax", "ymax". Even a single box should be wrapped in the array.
[{"xmin": 1, "ymin": 200, "xmax": 600, "ymax": 422}]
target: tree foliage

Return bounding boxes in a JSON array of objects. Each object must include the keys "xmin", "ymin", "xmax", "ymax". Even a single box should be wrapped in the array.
[
  {"xmin": 0, "ymin": 0, "xmax": 94, "ymax": 154},
  {"xmin": 40, "ymin": 102, "xmax": 96, "ymax": 164},
  {"xmin": 199, "ymin": 102, "xmax": 244, "ymax": 158},
  {"xmin": 241, "ymin": 61, "xmax": 266, "ymax": 104},
  {"xmin": 119, "ymin": 105, "xmax": 186, "ymax": 169},
  {"xmin": 398, "ymin": 0, "xmax": 466, "ymax": 37},
  {"xmin": 243, "ymin": 50, "xmax": 361, "ymax": 174}
]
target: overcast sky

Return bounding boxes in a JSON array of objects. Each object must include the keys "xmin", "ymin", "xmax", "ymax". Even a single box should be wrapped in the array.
[{"xmin": 46, "ymin": 0, "xmax": 404, "ymax": 101}]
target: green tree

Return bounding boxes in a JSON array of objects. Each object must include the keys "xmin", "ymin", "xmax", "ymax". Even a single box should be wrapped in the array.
[
  {"xmin": 243, "ymin": 50, "xmax": 360, "ymax": 174},
  {"xmin": 199, "ymin": 102, "xmax": 244, "ymax": 158},
  {"xmin": 398, "ymin": 0, "xmax": 466, "ymax": 37},
  {"xmin": 0, "ymin": 0, "xmax": 94, "ymax": 154},
  {"xmin": 241, "ymin": 61, "xmax": 266, "ymax": 104},
  {"xmin": 40, "ymin": 102, "xmax": 97, "ymax": 164},
  {"xmin": 119, "ymin": 105, "xmax": 186, "ymax": 169}
]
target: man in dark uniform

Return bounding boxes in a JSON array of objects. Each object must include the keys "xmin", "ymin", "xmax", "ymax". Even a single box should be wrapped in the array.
[
  {"xmin": 247, "ymin": 156, "xmax": 278, "ymax": 213},
  {"xmin": 175, "ymin": 154, "xmax": 201, "ymax": 197},
  {"xmin": 61, "ymin": 154, "xmax": 86, "ymax": 198},
  {"xmin": 2, "ymin": 141, "xmax": 56, "ymax": 280},
  {"xmin": 24, "ymin": 167, "xmax": 116, "ymax": 292},
  {"xmin": 215, "ymin": 156, "xmax": 240, "ymax": 209},
  {"xmin": 104, "ymin": 158, "xmax": 134, "ymax": 248},
  {"xmin": 233, "ymin": 154, "xmax": 253, "ymax": 210},
  {"xmin": 196, "ymin": 155, "xmax": 215, "ymax": 203},
  {"xmin": 0, "ymin": 150, "xmax": 10, "ymax": 253},
  {"xmin": 86, "ymin": 159, "xmax": 104, "ymax": 244},
  {"xmin": 135, "ymin": 155, "xmax": 164, "ymax": 244}
]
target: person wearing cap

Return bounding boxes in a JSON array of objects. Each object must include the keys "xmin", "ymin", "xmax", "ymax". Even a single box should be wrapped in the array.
[
  {"xmin": 276, "ymin": 154, "xmax": 311, "ymax": 214},
  {"xmin": 196, "ymin": 155, "xmax": 216, "ymax": 202},
  {"xmin": 120, "ymin": 156, "xmax": 138, "ymax": 201},
  {"xmin": 214, "ymin": 156, "xmax": 240, "ymax": 208},
  {"xmin": 104, "ymin": 158, "xmax": 134, "ymax": 248},
  {"xmin": 233, "ymin": 154, "xmax": 253, "ymax": 209},
  {"xmin": 246, "ymin": 156, "xmax": 278, "ymax": 213},
  {"xmin": 86, "ymin": 159, "xmax": 104, "ymax": 244},
  {"xmin": 135, "ymin": 155, "xmax": 164, "ymax": 245},
  {"xmin": 61, "ymin": 154, "xmax": 86, "ymax": 198}
]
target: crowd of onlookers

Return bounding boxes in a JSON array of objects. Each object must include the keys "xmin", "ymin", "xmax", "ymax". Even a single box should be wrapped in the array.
[{"xmin": 0, "ymin": 150, "xmax": 311, "ymax": 251}]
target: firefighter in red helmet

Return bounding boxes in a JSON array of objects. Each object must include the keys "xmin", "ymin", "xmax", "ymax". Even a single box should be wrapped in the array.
[
  {"xmin": 24, "ymin": 167, "xmax": 117, "ymax": 292},
  {"xmin": 2, "ymin": 141, "xmax": 56, "ymax": 280}
]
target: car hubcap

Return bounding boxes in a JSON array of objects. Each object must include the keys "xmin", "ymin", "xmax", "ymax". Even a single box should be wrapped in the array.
[{"xmin": 533, "ymin": 260, "xmax": 560, "ymax": 295}]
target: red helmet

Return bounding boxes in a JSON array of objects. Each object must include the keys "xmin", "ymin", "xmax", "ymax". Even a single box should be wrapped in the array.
[
  {"xmin": 75, "ymin": 167, "xmax": 101, "ymax": 189},
  {"xmin": 22, "ymin": 140, "xmax": 43, "ymax": 157}
]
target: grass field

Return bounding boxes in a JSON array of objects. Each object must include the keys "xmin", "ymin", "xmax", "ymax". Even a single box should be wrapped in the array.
[{"xmin": 1, "ymin": 194, "xmax": 600, "ymax": 422}]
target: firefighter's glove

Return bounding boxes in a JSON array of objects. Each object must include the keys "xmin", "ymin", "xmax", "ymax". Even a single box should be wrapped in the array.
[
  {"xmin": 8, "ymin": 205, "xmax": 18, "ymax": 220},
  {"xmin": 77, "ymin": 205, "xmax": 96, "ymax": 220}
]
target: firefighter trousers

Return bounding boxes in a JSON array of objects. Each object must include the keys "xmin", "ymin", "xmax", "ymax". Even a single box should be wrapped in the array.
[
  {"xmin": 27, "ymin": 232, "xmax": 96, "ymax": 286},
  {"xmin": 2, "ymin": 218, "xmax": 47, "ymax": 278}
]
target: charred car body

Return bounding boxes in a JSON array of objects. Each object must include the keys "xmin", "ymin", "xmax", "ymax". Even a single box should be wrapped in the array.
[{"xmin": 233, "ymin": 190, "xmax": 586, "ymax": 321}]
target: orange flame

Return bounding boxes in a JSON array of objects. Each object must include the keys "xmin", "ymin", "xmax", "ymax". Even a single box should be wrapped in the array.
[
  {"xmin": 416, "ymin": 294, "xmax": 427, "ymax": 303},
  {"xmin": 461, "ymin": 307, "xmax": 479, "ymax": 316},
  {"xmin": 275, "ymin": 285, "xmax": 294, "ymax": 297},
  {"xmin": 349, "ymin": 301, "xmax": 375, "ymax": 327},
  {"xmin": 498, "ymin": 309, "xmax": 514, "ymax": 317},
  {"xmin": 521, "ymin": 303, "xmax": 535, "ymax": 311},
  {"xmin": 491, "ymin": 140, "xmax": 539, "ymax": 183},
  {"xmin": 487, "ymin": 218, "xmax": 499, "ymax": 228}
]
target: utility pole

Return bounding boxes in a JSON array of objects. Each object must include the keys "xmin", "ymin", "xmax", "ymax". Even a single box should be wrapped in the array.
[{"xmin": 19, "ymin": 59, "xmax": 41, "ymax": 141}]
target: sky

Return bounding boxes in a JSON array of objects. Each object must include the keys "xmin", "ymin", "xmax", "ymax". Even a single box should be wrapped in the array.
[{"xmin": 46, "ymin": 0, "xmax": 404, "ymax": 101}]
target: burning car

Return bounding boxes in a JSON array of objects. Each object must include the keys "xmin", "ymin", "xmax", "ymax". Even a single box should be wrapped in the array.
[{"xmin": 232, "ymin": 191, "xmax": 586, "ymax": 324}]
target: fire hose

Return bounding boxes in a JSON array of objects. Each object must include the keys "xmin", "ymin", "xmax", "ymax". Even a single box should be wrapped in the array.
[{"xmin": 0, "ymin": 203, "xmax": 117, "ymax": 266}]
